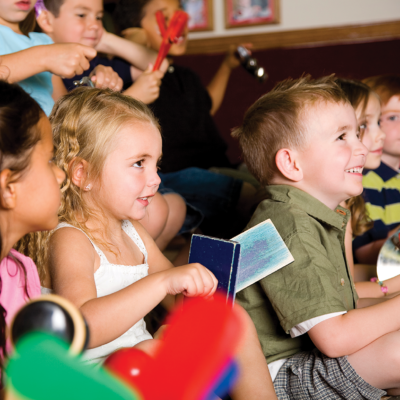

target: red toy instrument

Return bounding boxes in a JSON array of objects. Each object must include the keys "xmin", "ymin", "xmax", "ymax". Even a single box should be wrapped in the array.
[
  {"xmin": 153, "ymin": 10, "xmax": 188, "ymax": 71},
  {"xmin": 104, "ymin": 293, "xmax": 244, "ymax": 400}
]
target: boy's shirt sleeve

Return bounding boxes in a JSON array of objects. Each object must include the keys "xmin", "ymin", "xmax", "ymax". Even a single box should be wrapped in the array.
[{"xmin": 257, "ymin": 229, "xmax": 353, "ymax": 335}]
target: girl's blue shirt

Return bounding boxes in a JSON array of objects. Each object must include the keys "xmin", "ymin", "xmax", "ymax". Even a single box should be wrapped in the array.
[{"xmin": 0, "ymin": 25, "xmax": 54, "ymax": 116}]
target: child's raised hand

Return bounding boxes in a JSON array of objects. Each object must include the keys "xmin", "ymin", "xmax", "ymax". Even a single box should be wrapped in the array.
[
  {"xmin": 162, "ymin": 263, "xmax": 218, "ymax": 298},
  {"xmin": 90, "ymin": 65, "xmax": 123, "ymax": 91},
  {"xmin": 125, "ymin": 64, "xmax": 164, "ymax": 104},
  {"xmin": 44, "ymin": 43, "xmax": 96, "ymax": 78},
  {"xmin": 223, "ymin": 43, "xmax": 253, "ymax": 70}
]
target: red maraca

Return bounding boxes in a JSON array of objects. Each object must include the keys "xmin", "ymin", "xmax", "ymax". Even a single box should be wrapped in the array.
[{"xmin": 153, "ymin": 10, "xmax": 188, "ymax": 71}]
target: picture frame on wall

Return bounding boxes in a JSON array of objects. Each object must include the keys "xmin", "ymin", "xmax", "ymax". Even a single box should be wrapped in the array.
[
  {"xmin": 225, "ymin": 0, "xmax": 279, "ymax": 28},
  {"xmin": 182, "ymin": 0, "xmax": 214, "ymax": 31}
]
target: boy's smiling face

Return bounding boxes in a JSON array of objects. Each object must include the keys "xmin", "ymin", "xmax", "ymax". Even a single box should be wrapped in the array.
[
  {"xmin": 46, "ymin": 0, "xmax": 103, "ymax": 47},
  {"xmin": 141, "ymin": 0, "xmax": 188, "ymax": 56},
  {"xmin": 297, "ymin": 101, "xmax": 367, "ymax": 209}
]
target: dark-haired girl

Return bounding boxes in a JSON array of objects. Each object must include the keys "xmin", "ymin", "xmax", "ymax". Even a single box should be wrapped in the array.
[{"xmin": 0, "ymin": 79, "xmax": 64, "ymax": 380}]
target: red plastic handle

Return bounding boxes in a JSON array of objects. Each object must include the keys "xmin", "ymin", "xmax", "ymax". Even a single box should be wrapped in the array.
[{"xmin": 153, "ymin": 10, "xmax": 188, "ymax": 71}]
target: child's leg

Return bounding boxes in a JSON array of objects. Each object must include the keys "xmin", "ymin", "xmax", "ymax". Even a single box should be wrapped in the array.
[
  {"xmin": 155, "ymin": 193, "xmax": 186, "ymax": 251},
  {"xmin": 140, "ymin": 192, "xmax": 168, "ymax": 240},
  {"xmin": 231, "ymin": 308, "xmax": 277, "ymax": 400},
  {"xmin": 347, "ymin": 330, "xmax": 400, "ymax": 394},
  {"xmin": 140, "ymin": 192, "xmax": 186, "ymax": 251}
]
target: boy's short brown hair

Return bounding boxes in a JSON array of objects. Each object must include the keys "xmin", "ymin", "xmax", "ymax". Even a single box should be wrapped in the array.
[
  {"xmin": 364, "ymin": 75, "xmax": 400, "ymax": 105},
  {"xmin": 232, "ymin": 75, "xmax": 349, "ymax": 185},
  {"xmin": 43, "ymin": 0, "xmax": 65, "ymax": 17}
]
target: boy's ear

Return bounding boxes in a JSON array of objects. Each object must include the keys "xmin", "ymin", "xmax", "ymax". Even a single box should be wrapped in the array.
[
  {"xmin": 36, "ymin": 10, "xmax": 56, "ymax": 35},
  {"xmin": 275, "ymin": 148, "xmax": 303, "ymax": 182},
  {"xmin": 69, "ymin": 158, "xmax": 90, "ymax": 189},
  {"xmin": 0, "ymin": 169, "xmax": 17, "ymax": 210}
]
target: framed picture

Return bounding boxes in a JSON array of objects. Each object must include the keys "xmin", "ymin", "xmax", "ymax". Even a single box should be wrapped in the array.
[
  {"xmin": 182, "ymin": 0, "xmax": 213, "ymax": 31},
  {"xmin": 225, "ymin": 0, "xmax": 279, "ymax": 28}
]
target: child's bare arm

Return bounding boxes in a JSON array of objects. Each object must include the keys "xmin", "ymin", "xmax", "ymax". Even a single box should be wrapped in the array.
[
  {"xmin": 355, "ymin": 224, "xmax": 400, "ymax": 264},
  {"xmin": 49, "ymin": 227, "xmax": 217, "ymax": 348},
  {"xmin": 206, "ymin": 44, "xmax": 251, "ymax": 116},
  {"xmin": 354, "ymin": 239, "xmax": 386, "ymax": 265},
  {"xmin": 308, "ymin": 294, "xmax": 400, "ymax": 358},
  {"xmin": 132, "ymin": 220, "xmax": 181, "ymax": 310},
  {"xmin": 356, "ymin": 274, "xmax": 400, "ymax": 298},
  {"xmin": 96, "ymin": 31, "xmax": 166, "ymax": 73},
  {"xmin": 51, "ymin": 75, "xmax": 67, "ymax": 102},
  {"xmin": 2, "ymin": 43, "xmax": 96, "ymax": 83}
]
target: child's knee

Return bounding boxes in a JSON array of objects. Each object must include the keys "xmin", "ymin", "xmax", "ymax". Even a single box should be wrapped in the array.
[{"xmin": 163, "ymin": 193, "xmax": 187, "ymax": 224}]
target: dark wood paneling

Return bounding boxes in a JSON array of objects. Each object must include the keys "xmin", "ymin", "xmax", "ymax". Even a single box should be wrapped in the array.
[{"xmin": 187, "ymin": 20, "xmax": 400, "ymax": 54}]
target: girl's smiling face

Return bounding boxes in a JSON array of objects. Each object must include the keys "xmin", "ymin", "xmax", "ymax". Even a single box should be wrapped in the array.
[
  {"xmin": 94, "ymin": 121, "xmax": 162, "ymax": 222},
  {"xmin": 356, "ymin": 93, "xmax": 385, "ymax": 170},
  {"xmin": 0, "ymin": 0, "xmax": 36, "ymax": 31}
]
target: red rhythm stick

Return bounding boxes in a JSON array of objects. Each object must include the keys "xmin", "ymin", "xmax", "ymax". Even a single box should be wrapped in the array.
[{"xmin": 153, "ymin": 10, "xmax": 188, "ymax": 71}]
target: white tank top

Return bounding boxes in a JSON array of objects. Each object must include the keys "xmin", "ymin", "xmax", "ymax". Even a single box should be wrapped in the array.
[{"xmin": 41, "ymin": 220, "xmax": 153, "ymax": 364}]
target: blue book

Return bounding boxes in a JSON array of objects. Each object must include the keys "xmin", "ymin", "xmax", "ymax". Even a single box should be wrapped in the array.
[
  {"xmin": 188, "ymin": 235, "xmax": 240, "ymax": 303},
  {"xmin": 188, "ymin": 219, "xmax": 294, "ymax": 302}
]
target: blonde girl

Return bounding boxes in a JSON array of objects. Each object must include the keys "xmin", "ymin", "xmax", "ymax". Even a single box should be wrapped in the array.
[{"xmin": 20, "ymin": 88, "xmax": 217, "ymax": 364}]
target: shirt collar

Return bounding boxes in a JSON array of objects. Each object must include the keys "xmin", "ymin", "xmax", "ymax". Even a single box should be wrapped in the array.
[
  {"xmin": 364, "ymin": 161, "xmax": 399, "ymax": 182},
  {"xmin": 264, "ymin": 185, "xmax": 349, "ymax": 230}
]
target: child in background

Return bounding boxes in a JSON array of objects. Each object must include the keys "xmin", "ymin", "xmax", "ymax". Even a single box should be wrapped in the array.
[
  {"xmin": 334, "ymin": 78, "xmax": 397, "ymax": 298},
  {"xmin": 0, "ymin": 0, "xmax": 99, "ymax": 115},
  {"xmin": 116, "ymin": 0, "xmax": 245, "ymax": 173},
  {"xmin": 0, "ymin": 80, "xmax": 65, "ymax": 372},
  {"xmin": 37, "ymin": 0, "xmax": 167, "ymax": 105},
  {"xmin": 336, "ymin": 78, "xmax": 400, "ymax": 299},
  {"xmin": 235, "ymin": 76, "xmax": 400, "ymax": 398},
  {"xmin": 353, "ymin": 75, "xmax": 400, "ymax": 265}
]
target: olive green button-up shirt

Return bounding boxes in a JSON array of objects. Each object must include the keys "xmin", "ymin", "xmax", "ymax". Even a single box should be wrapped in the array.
[{"xmin": 236, "ymin": 185, "xmax": 358, "ymax": 363}]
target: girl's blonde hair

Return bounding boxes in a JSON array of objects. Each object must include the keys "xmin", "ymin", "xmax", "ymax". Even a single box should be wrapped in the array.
[{"xmin": 19, "ymin": 87, "xmax": 160, "ymax": 281}]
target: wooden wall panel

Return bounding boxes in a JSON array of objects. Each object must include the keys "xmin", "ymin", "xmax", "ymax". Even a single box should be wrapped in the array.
[{"xmin": 186, "ymin": 20, "xmax": 400, "ymax": 54}]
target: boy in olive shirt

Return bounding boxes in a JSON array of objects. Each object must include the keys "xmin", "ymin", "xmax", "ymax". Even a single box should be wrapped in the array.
[{"xmin": 234, "ymin": 76, "xmax": 400, "ymax": 399}]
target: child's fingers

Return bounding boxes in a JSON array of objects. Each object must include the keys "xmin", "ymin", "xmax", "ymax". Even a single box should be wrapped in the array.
[
  {"xmin": 199, "ymin": 267, "xmax": 218, "ymax": 297},
  {"xmin": 114, "ymin": 77, "xmax": 123, "ymax": 92},
  {"xmin": 81, "ymin": 45, "xmax": 97, "ymax": 61},
  {"xmin": 92, "ymin": 70, "xmax": 104, "ymax": 87}
]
